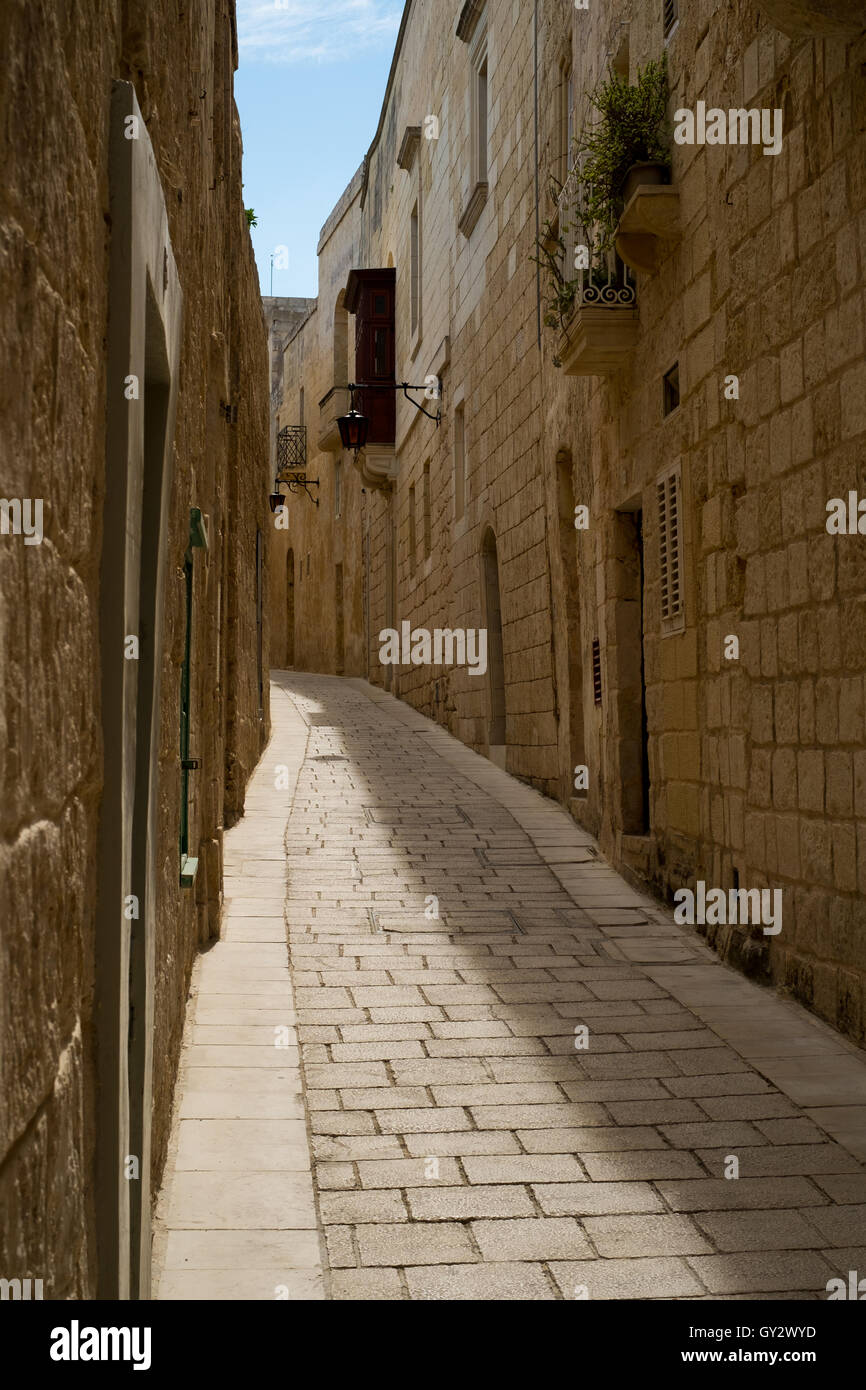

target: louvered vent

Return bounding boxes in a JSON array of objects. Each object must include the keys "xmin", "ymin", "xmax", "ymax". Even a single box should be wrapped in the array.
[
  {"xmin": 657, "ymin": 468, "xmax": 685, "ymax": 633},
  {"xmin": 592, "ymin": 639, "xmax": 602, "ymax": 704},
  {"xmin": 663, "ymin": 0, "xmax": 678, "ymax": 39}
]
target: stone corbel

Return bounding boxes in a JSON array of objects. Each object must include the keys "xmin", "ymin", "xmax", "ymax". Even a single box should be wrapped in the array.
[
  {"xmin": 354, "ymin": 446, "xmax": 398, "ymax": 491},
  {"xmin": 615, "ymin": 186, "xmax": 680, "ymax": 275},
  {"xmin": 456, "ymin": 0, "xmax": 485, "ymax": 42},
  {"xmin": 458, "ymin": 181, "xmax": 488, "ymax": 238},
  {"xmin": 397, "ymin": 126, "xmax": 421, "ymax": 172}
]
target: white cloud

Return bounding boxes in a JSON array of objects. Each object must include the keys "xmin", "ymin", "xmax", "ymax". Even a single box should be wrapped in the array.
[{"xmin": 236, "ymin": 0, "xmax": 403, "ymax": 65}]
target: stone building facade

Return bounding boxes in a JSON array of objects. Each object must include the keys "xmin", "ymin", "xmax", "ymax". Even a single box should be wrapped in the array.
[
  {"xmin": 0, "ymin": 0, "xmax": 270, "ymax": 1298},
  {"xmin": 271, "ymin": 0, "xmax": 866, "ymax": 1050}
]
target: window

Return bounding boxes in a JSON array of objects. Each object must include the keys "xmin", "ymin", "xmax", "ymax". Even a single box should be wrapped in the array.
[
  {"xmin": 299, "ymin": 385, "xmax": 305, "ymax": 427},
  {"xmin": 476, "ymin": 57, "xmax": 488, "ymax": 184},
  {"xmin": 345, "ymin": 268, "xmax": 396, "ymax": 443},
  {"xmin": 454, "ymin": 404, "xmax": 466, "ymax": 521},
  {"xmin": 663, "ymin": 0, "xmax": 678, "ymax": 40},
  {"xmin": 180, "ymin": 509, "xmax": 208, "ymax": 882},
  {"xmin": 179, "ymin": 553, "xmax": 193, "ymax": 868},
  {"xmin": 559, "ymin": 57, "xmax": 574, "ymax": 182},
  {"xmin": 373, "ymin": 327, "xmax": 388, "ymax": 377},
  {"xmin": 423, "ymin": 460, "xmax": 432, "ymax": 557},
  {"xmin": 556, "ymin": 56, "xmax": 576, "ymax": 276},
  {"xmin": 663, "ymin": 362, "xmax": 680, "ymax": 416},
  {"xmin": 410, "ymin": 202, "xmax": 420, "ymax": 337},
  {"xmin": 592, "ymin": 639, "xmax": 602, "ymax": 704},
  {"xmin": 408, "ymin": 482, "xmax": 417, "ymax": 573},
  {"xmin": 333, "ymin": 293, "xmax": 349, "ymax": 386},
  {"xmin": 657, "ymin": 466, "xmax": 685, "ymax": 633},
  {"xmin": 335, "ymin": 458, "xmax": 342, "ymax": 518},
  {"xmin": 459, "ymin": 13, "xmax": 489, "ymax": 237}
]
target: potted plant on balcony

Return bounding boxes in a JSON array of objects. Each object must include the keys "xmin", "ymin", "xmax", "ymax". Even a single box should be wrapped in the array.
[{"xmin": 573, "ymin": 54, "xmax": 671, "ymax": 255}]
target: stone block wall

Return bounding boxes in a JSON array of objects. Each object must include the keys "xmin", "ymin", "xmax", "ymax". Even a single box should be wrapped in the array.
[
  {"xmin": 273, "ymin": 0, "xmax": 866, "ymax": 1047},
  {"xmin": 540, "ymin": 0, "xmax": 866, "ymax": 1043},
  {"xmin": 0, "ymin": 0, "xmax": 269, "ymax": 1295}
]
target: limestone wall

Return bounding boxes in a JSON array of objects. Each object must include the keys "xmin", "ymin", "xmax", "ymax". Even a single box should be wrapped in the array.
[
  {"xmin": 535, "ymin": 0, "xmax": 866, "ymax": 1042},
  {"xmin": 0, "ymin": 0, "xmax": 269, "ymax": 1295},
  {"xmin": 273, "ymin": 0, "xmax": 866, "ymax": 1046}
]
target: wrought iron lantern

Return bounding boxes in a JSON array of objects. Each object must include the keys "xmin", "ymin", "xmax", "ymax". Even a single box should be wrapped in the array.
[
  {"xmin": 336, "ymin": 387, "xmax": 370, "ymax": 454},
  {"xmin": 337, "ymin": 408, "xmax": 370, "ymax": 453},
  {"xmin": 337, "ymin": 381, "xmax": 440, "ymax": 455}
]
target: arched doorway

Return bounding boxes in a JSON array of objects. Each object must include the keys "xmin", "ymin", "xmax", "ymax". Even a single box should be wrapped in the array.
[
  {"xmin": 286, "ymin": 548, "xmax": 295, "ymax": 667},
  {"xmin": 481, "ymin": 528, "xmax": 506, "ymax": 763}
]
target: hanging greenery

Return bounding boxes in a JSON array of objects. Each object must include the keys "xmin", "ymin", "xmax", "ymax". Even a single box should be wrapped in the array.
[
  {"xmin": 532, "ymin": 54, "xmax": 671, "ymax": 345},
  {"xmin": 573, "ymin": 54, "xmax": 671, "ymax": 253}
]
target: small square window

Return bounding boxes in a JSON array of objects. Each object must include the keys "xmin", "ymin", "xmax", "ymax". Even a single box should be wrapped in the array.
[{"xmin": 663, "ymin": 363, "xmax": 680, "ymax": 416}]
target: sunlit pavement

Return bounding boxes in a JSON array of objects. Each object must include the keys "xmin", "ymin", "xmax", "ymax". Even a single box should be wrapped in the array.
[{"xmin": 154, "ymin": 673, "xmax": 866, "ymax": 1300}]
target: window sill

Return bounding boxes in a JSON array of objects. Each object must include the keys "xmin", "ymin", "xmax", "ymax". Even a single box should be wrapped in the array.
[
  {"xmin": 458, "ymin": 181, "xmax": 488, "ymax": 239},
  {"xmin": 180, "ymin": 855, "xmax": 199, "ymax": 887}
]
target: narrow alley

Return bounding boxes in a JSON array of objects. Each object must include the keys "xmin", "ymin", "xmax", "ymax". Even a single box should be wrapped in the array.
[{"xmin": 154, "ymin": 675, "xmax": 866, "ymax": 1301}]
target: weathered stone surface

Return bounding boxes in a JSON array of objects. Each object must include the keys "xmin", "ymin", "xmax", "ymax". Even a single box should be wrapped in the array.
[
  {"xmin": 268, "ymin": 0, "xmax": 866, "ymax": 1051},
  {"xmin": 0, "ymin": 0, "xmax": 269, "ymax": 1294}
]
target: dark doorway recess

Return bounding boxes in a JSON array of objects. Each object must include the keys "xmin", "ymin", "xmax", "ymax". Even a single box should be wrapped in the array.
[{"xmin": 613, "ymin": 505, "xmax": 650, "ymax": 835}]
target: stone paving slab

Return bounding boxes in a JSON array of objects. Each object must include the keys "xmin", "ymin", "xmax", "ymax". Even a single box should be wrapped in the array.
[
  {"xmin": 152, "ymin": 684, "xmax": 326, "ymax": 1300},
  {"xmin": 278, "ymin": 674, "xmax": 866, "ymax": 1300},
  {"xmin": 154, "ymin": 673, "xmax": 866, "ymax": 1300}
]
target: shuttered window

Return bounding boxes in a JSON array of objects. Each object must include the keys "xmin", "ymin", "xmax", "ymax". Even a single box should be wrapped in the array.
[
  {"xmin": 663, "ymin": 0, "xmax": 678, "ymax": 40},
  {"xmin": 657, "ymin": 467, "xmax": 685, "ymax": 633}
]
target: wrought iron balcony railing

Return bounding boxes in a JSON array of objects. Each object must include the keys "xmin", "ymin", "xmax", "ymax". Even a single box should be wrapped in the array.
[
  {"xmin": 555, "ymin": 170, "xmax": 637, "ymax": 311},
  {"xmin": 277, "ymin": 425, "xmax": 306, "ymax": 472}
]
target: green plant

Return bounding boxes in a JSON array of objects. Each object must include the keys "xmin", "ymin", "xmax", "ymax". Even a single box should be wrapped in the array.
[
  {"xmin": 531, "ymin": 183, "xmax": 579, "ymax": 335},
  {"xmin": 532, "ymin": 180, "xmax": 630, "ymax": 344},
  {"xmin": 573, "ymin": 54, "xmax": 670, "ymax": 252},
  {"xmin": 245, "ymin": 207, "xmax": 258, "ymax": 228}
]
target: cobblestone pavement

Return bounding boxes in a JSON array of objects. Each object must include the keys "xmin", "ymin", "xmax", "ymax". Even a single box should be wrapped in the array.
[
  {"xmin": 280, "ymin": 674, "xmax": 866, "ymax": 1301},
  {"xmin": 155, "ymin": 673, "xmax": 866, "ymax": 1300}
]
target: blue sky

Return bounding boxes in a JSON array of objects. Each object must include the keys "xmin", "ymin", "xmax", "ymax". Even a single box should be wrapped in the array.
[{"xmin": 235, "ymin": 0, "xmax": 404, "ymax": 298}]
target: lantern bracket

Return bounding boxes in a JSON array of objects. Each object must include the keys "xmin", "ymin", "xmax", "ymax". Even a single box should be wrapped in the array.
[{"xmin": 347, "ymin": 382, "xmax": 442, "ymax": 427}]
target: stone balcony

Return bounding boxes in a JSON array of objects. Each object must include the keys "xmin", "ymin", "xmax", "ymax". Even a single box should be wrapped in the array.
[
  {"xmin": 615, "ymin": 186, "xmax": 680, "ymax": 276},
  {"xmin": 318, "ymin": 385, "xmax": 347, "ymax": 454},
  {"xmin": 558, "ymin": 258, "xmax": 640, "ymax": 377},
  {"xmin": 353, "ymin": 444, "xmax": 397, "ymax": 492}
]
